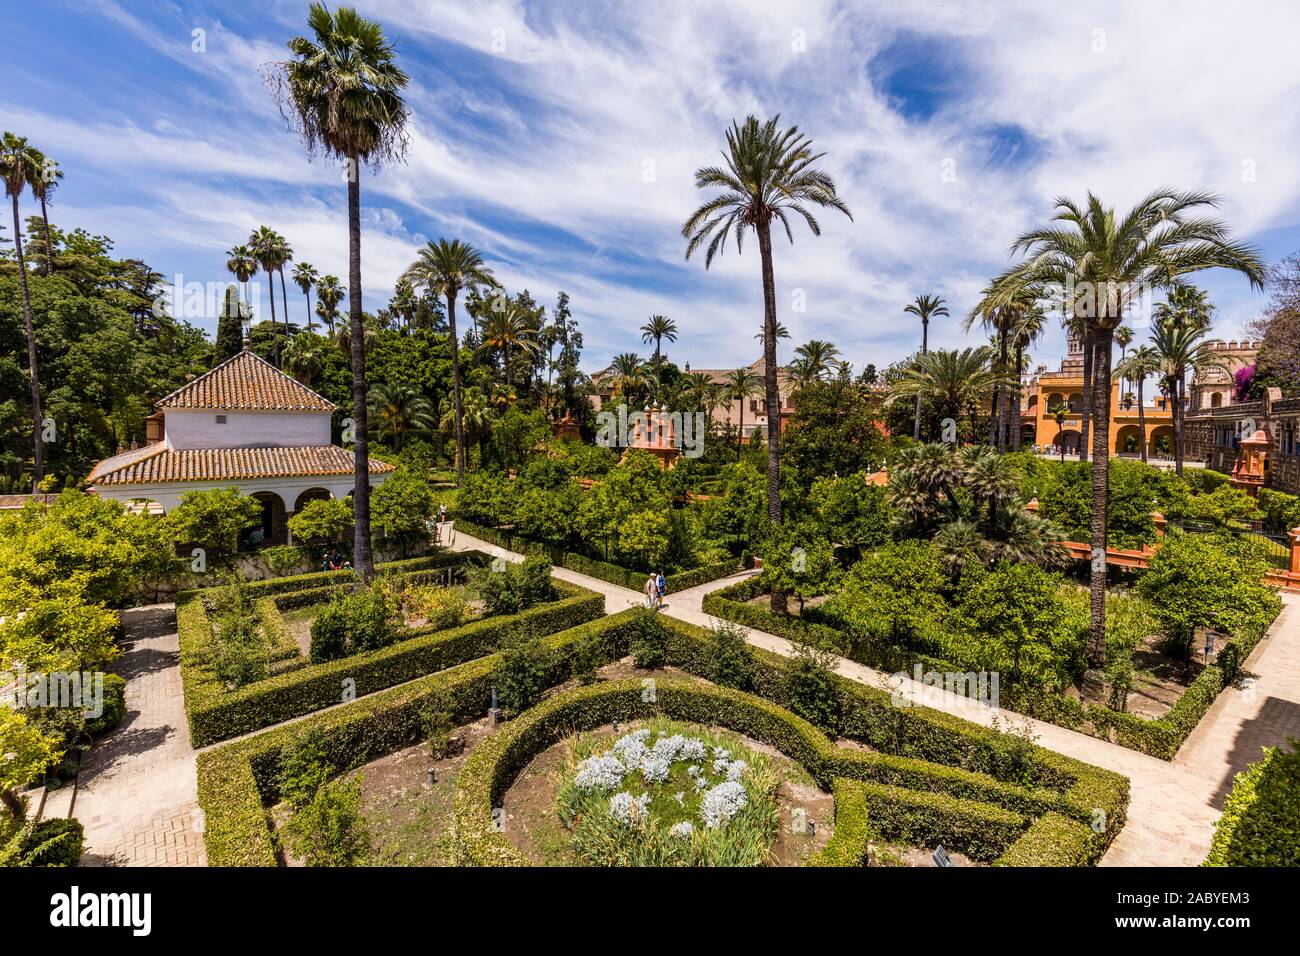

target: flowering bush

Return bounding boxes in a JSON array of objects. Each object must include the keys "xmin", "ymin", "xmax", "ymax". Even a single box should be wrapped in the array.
[{"xmin": 555, "ymin": 719, "xmax": 780, "ymax": 866}]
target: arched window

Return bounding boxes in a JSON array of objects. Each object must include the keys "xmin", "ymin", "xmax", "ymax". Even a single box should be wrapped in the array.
[{"xmin": 1211, "ymin": 392, "xmax": 1223, "ymax": 408}]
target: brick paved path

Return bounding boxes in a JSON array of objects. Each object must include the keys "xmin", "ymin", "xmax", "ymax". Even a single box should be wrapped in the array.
[{"xmin": 72, "ymin": 604, "xmax": 206, "ymax": 865}]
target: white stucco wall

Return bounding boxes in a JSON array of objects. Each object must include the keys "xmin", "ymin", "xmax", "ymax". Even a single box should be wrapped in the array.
[
  {"xmin": 91, "ymin": 474, "xmax": 383, "ymax": 513},
  {"xmin": 164, "ymin": 409, "xmax": 332, "ymax": 450}
]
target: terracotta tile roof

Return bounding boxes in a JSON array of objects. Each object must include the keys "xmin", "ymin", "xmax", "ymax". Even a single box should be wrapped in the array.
[
  {"xmin": 88, "ymin": 445, "xmax": 393, "ymax": 486},
  {"xmin": 156, "ymin": 349, "xmax": 335, "ymax": 412}
]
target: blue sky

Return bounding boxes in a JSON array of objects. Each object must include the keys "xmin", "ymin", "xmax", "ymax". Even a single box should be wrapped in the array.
[{"xmin": 7, "ymin": 0, "xmax": 1300, "ymax": 374}]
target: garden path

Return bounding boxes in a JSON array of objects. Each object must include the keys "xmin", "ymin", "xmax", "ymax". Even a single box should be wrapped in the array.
[
  {"xmin": 71, "ymin": 604, "xmax": 206, "ymax": 865},
  {"xmin": 452, "ymin": 531, "xmax": 1300, "ymax": 867}
]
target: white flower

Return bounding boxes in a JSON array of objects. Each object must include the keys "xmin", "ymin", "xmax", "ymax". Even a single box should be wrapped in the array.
[
  {"xmin": 651, "ymin": 733, "xmax": 688, "ymax": 762},
  {"xmin": 675, "ymin": 791, "xmax": 685, "ymax": 805},
  {"xmin": 640, "ymin": 755, "xmax": 671, "ymax": 784},
  {"xmin": 669, "ymin": 821, "xmax": 694, "ymax": 839},
  {"xmin": 610, "ymin": 791, "xmax": 650, "ymax": 824},
  {"xmin": 725, "ymin": 760, "xmax": 747, "ymax": 782},
  {"xmin": 700, "ymin": 781, "xmax": 747, "ymax": 828},
  {"xmin": 574, "ymin": 754, "xmax": 627, "ymax": 791},
  {"xmin": 612, "ymin": 733, "xmax": 649, "ymax": 770},
  {"xmin": 679, "ymin": 738, "xmax": 707, "ymax": 762}
]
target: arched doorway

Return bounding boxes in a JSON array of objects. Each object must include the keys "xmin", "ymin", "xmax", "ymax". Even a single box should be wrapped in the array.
[
  {"xmin": 1149, "ymin": 425, "xmax": 1174, "ymax": 459},
  {"xmin": 1020, "ymin": 422, "xmax": 1037, "ymax": 447},
  {"xmin": 248, "ymin": 491, "xmax": 287, "ymax": 548},
  {"xmin": 1115, "ymin": 424, "xmax": 1144, "ymax": 457},
  {"xmin": 1055, "ymin": 429, "xmax": 1081, "ymax": 456}
]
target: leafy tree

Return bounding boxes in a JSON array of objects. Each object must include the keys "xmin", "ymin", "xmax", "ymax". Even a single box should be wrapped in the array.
[
  {"xmin": 781, "ymin": 378, "xmax": 887, "ymax": 480},
  {"xmin": 807, "ymin": 473, "xmax": 890, "ymax": 553},
  {"xmin": 370, "ymin": 468, "xmax": 438, "ymax": 541},
  {"xmin": 494, "ymin": 632, "xmax": 548, "ymax": 713},
  {"xmin": 282, "ymin": 777, "xmax": 370, "ymax": 866},
  {"xmin": 703, "ymin": 621, "xmax": 753, "ymax": 690},
  {"xmin": 818, "ymin": 541, "xmax": 947, "ymax": 651},
  {"xmin": 215, "ymin": 284, "xmax": 245, "ymax": 361},
  {"xmin": 287, "ymin": 496, "xmax": 352, "ymax": 543},
  {"xmin": 618, "ymin": 508, "xmax": 671, "ymax": 571},
  {"xmin": 163, "ymin": 488, "xmax": 262, "ymax": 555},
  {"xmin": 0, "ymin": 707, "xmax": 61, "ymax": 819},
  {"xmin": 759, "ymin": 522, "xmax": 837, "ymax": 613},
  {"xmin": 783, "ymin": 642, "xmax": 841, "ymax": 734}
]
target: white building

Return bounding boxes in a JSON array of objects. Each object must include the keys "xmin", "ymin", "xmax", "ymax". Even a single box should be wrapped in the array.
[{"xmin": 86, "ymin": 347, "xmax": 393, "ymax": 544}]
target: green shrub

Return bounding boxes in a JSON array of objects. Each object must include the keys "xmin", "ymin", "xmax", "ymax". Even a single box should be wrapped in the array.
[
  {"xmin": 629, "ymin": 607, "xmax": 668, "ymax": 669},
  {"xmin": 703, "ymin": 621, "xmax": 753, "ymax": 690},
  {"xmin": 470, "ymin": 556, "xmax": 555, "ymax": 616},
  {"xmin": 495, "ymin": 633, "xmax": 548, "ymax": 714},
  {"xmin": 280, "ymin": 777, "xmax": 370, "ymax": 867},
  {"xmin": 420, "ymin": 689, "xmax": 457, "ymax": 758},
  {"xmin": 784, "ymin": 642, "xmax": 841, "ymax": 735},
  {"xmin": 16, "ymin": 817, "xmax": 84, "ymax": 867},
  {"xmin": 286, "ymin": 497, "xmax": 352, "ymax": 543},
  {"xmin": 309, "ymin": 586, "xmax": 401, "ymax": 664},
  {"xmin": 1205, "ymin": 740, "xmax": 1300, "ymax": 866},
  {"xmin": 276, "ymin": 727, "xmax": 333, "ymax": 809}
]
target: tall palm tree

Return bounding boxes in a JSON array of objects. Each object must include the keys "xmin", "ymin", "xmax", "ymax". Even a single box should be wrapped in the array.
[
  {"xmin": 684, "ymin": 115, "xmax": 852, "ymax": 614},
  {"xmin": 1152, "ymin": 287, "xmax": 1226, "ymax": 473},
  {"xmin": 292, "ymin": 261, "xmax": 319, "ymax": 331},
  {"xmin": 969, "ymin": 283, "xmax": 1042, "ymax": 451},
  {"xmin": 1, "ymin": 132, "xmax": 45, "ymax": 489},
  {"xmin": 1009, "ymin": 300, "xmax": 1046, "ymax": 450},
  {"xmin": 274, "ymin": 234, "xmax": 293, "ymax": 336},
  {"xmin": 987, "ymin": 189, "xmax": 1265, "ymax": 685},
  {"xmin": 725, "ymin": 366, "xmax": 763, "ymax": 459},
  {"xmin": 1116, "ymin": 345, "xmax": 1160, "ymax": 462},
  {"xmin": 315, "ymin": 274, "xmax": 344, "ymax": 333},
  {"xmin": 26, "ymin": 148, "xmax": 60, "ymax": 275},
  {"xmin": 1113, "ymin": 324, "xmax": 1134, "ymax": 398},
  {"xmin": 268, "ymin": 1, "xmax": 410, "ymax": 579},
  {"xmin": 887, "ymin": 347, "xmax": 1000, "ymax": 440},
  {"xmin": 368, "ymin": 382, "xmax": 436, "ymax": 452},
  {"xmin": 640, "ymin": 314, "xmax": 678, "ymax": 363},
  {"xmin": 442, "ymin": 386, "xmax": 494, "ymax": 467},
  {"xmin": 225, "ymin": 244, "xmax": 258, "ymax": 309},
  {"xmin": 904, "ymin": 294, "xmax": 949, "ymax": 440},
  {"xmin": 753, "ymin": 321, "xmax": 790, "ymax": 348},
  {"xmin": 1050, "ymin": 403, "xmax": 1070, "ymax": 462},
  {"xmin": 402, "ymin": 238, "xmax": 497, "ymax": 484},
  {"xmin": 249, "ymin": 226, "xmax": 291, "ymax": 363}
]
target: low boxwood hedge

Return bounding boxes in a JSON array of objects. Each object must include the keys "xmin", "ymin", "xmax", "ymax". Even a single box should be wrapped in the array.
[
  {"xmin": 455, "ymin": 518, "xmax": 744, "ymax": 593},
  {"xmin": 705, "ymin": 574, "xmax": 1277, "ymax": 761},
  {"xmin": 180, "ymin": 567, "xmax": 604, "ymax": 746},
  {"xmin": 993, "ymin": 812, "xmax": 1095, "ymax": 866},
  {"xmin": 810, "ymin": 778, "xmax": 1026, "ymax": 866},
  {"xmin": 198, "ymin": 609, "xmax": 1128, "ymax": 866}
]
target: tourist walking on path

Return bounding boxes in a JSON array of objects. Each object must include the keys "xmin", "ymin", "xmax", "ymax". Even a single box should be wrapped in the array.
[
  {"xmin": 644, "ymin": 573, "xmax": 657, "ymax": 609},
  {"xmin": 656, "ymin": 570, "xmax": 666, "ymax": 607}
]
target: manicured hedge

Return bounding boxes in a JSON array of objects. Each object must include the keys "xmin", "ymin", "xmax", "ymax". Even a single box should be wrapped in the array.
[
  {"xmin": 455, "ymin": 518, "xmax": 744, "ymax": 593},
  {"xmin": 993, "ymin": 812, "xmax": 1095, "ymax": 867},
  {"xmin": 1204, "ymin": 741, "xmax": 1300, "ymax": 866},
  {"xmin": 180, "ymin": 572, "xmax": 604, "ymax": 746},
  {"xmin": 197, "ymin": 613, "xmax": 635, "ymax": 865},
  {"xmin": 198, "ymin": 609, "xmax": 1127, "ymax": 866},
  {"xmin": 706, "ymin": 574, "xmax": 1279, "ymax": 760},
  {"xmin": 233, "ymin": 550, "xmax": 464, "ymax": 601},
  {"xmin": 810, "ymin": 778, "xmax": 1026, "ymax": 866},
  {"xmin": 453, "ymin": 677, "xmax": 1119, "ymax": 867}
]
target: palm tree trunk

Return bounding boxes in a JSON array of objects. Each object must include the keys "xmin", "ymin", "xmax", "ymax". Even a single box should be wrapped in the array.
[
  {"xmin": 280, "ymin": 268, "xmax": 291, "ymax": 337},
  {"xmin": 736, "ymin": 403, "xmax": 744, "ymax": 460},
  {"xmin": 1079, "ymin": 328, "xmax": 1093, "ymax": 463},
  {"xmin": 1011, "ymin": 346, "xmax": 1024, "ymax": 451},
  {"xmin": 38, "ymin": 194, "xmax": 54, "ymax": 276},
  {"xmin": 305, "ymin": 288, "xmax": 314, "ymax": 333},
  {"xmin": 756, "ymin": 220, "xmax": 786, "ymax": 614},
  {"xmin": 1174, "ymin": 373, "xmax": 1186, "ymax": 476},
  {"xmin": 446, "ymin": 290, "xmax": 466, "ymax": 485},
  {"xmin": 913, "ymin": 319, "xmax": 928, "ymax": 441},
  {"xmin": 266, "ymin": 263, "xmax": 279, "ymax": 366},
  {"xmin": 1137, "ymin": 378, "xmax": 1148, "ymax": 463},
  {"xmin": 346, "ymin": 158, "xmax": 373, "ymax": 579},
  {"xmin": 1084, "ymin": 323, "xmax": 1115, "ymax": 694},
  {"xmin": 11, "ymin": 195, "xmax": 43, "ymax": 489},
  {"xmin": 995, "ymin": 327, "xmax": 1010, "ymax": 451}
]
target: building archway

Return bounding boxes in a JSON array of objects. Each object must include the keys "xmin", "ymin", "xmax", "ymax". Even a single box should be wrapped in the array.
[
  {"xmin": 248, "ymin": 491, "xmax": 287, "ymax": 548},
  {"xmin": 1054, "ymin": 429, "xmax": 1082, "ymax": 456},
  {"xmin": 1045, "ymin": 392, "xmax": 1065, "ymax": 412},
  {"xmin": 1210, "ymin": 392, "xmax": 1224, "ymax": 408},
  {"xmin": 1067, "ymin": 392, "xmax": 1084, "ymax": 413},
  {"xmin": 1149, "ymin": 425, "xmax": 1174, "ymax": 459},
  {"xmin": 293, "ymin": 487, "xmax": 333, "ymax": 513},
  {"xmin": 1115, "ymin": 424, "xmax": 1144, "ymax": 457}
]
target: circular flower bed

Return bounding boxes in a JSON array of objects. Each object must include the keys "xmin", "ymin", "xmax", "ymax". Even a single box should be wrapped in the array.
[{"xmin": 554, "ymin": 719, "xmax": 781, "ymax": 866}]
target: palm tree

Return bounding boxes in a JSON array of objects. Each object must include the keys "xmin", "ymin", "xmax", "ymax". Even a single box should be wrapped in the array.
[
  {"xmin": 1114, "ymin": 323, "xmax": 1133, "ymax": 397},
  {"xmin": 442, "ymin": 387, "xmax": 494, "ymax": 467},
  {"xmin": 684, "ymin": 115, "xmax": 852, "ymax": 615},
  {"xmin": 402, "ymin": 238, "xmax": 497, "ymax": 484},
  {"xmin": 478, "ymin": 305, "xmax": 538, "ymax": 388},
  {"xmin": 1152, "ymin": 287, "xmax": 1227, "ymax": 473},
  {"xmin": 604, "ymin": 352, "xmax": 647, "ymax": 404},
  {"xmin": 904, "ymin": 294, "xmax": 949, "ymax": 440},
  {"xmin": 249, "ymin": 226, "xmax": 292, "ymax": 363},
  {"xmin": 1, "ymin": 132, "xmax": 45, "ymax": 488},
  {"xmin": 267, "ymin": 2, "xmax": 410, "ymax": 579},
  {"xmin": 1009, "ymin": 301, "xmax": 1046, "ymax": 450},
  {"xmin": 987, "ymin": 189, "xmax": 1265, "ymax": 685},
  {"xmin": 640, "ymin": 314, "xmax": 678, "ymax": 364},
  {"xmin": 281, "ymin": 331, "xmax": 326, "ymax": 386},
  {"xmin": 26, "ymin": 148, "xmax": 60, "ymax": 275},
  {"xmin": 789, "ymin": 339, "xmax": 841, "ymax": 391},
  {"xmin": 725, "ymin": 366, "xmax": 763, "ymax": 459},
  {"xmin": 225, "ymin": 244, "xmax": 258, "ymax": 308},
  {"xmin": 1116, "ymin": 345, "xmax": 1160, "ymax": 462},
  {"xmin": 292, "ymin": 261, "xmax": 319, "ymax": 330},
  {"xmin": 753, "ymin": 321, "xmax": 790, "ymax": 347},
  {"xmin": 1050, "ymin": 403, "xmax": 1069, "ymax": 461},
  {"xmin": 368, "ymin": 382, "xmax": 436, "ymax": 452},
  {"xmin": 315, "ymin": 274, "xmax": 344, "ymax": 333},
  {"xmin": 887, "ymin": 347, "xmax": 1000, "ymax": 440},
  {"xmin": 970, "ymin": 283, "xmax": 1044, "ymax": 451}
]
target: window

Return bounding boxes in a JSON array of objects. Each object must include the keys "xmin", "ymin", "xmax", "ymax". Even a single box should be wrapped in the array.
[{"xmin": 215, "ymin": 415, "xmax": 227, "ymax": 424}]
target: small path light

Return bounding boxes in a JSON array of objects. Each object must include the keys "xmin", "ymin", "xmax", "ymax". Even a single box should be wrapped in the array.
[
  {"xmin": 489, "ymin": 685, "xmax": 502, "ymax": 725},
  {"xmin": 427, "ymin": 768, "xmax": 436, "ymax": 786}
]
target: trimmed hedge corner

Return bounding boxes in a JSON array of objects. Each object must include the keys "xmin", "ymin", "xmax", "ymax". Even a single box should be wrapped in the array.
[{"xmin": 1204, "ymin": 740, "xmax": 1300, "ymax": 866}]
